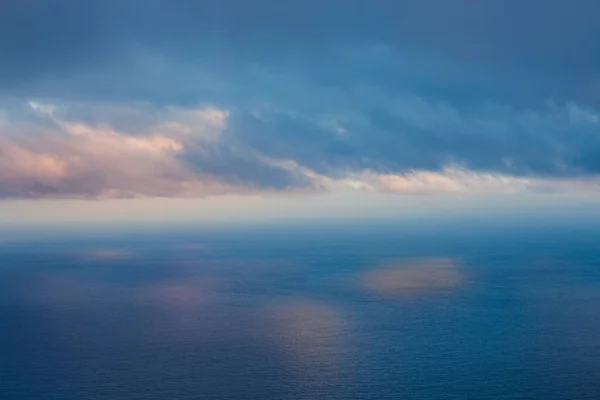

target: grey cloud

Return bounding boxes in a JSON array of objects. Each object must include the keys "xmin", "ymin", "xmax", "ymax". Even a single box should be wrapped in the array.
[
  {"xmin": 3, "ymin": 0, "xmax": 600, "ymax": 105},
  {"xmin": 2, "ymin": 1, "xmax": 600, "ymax": 197},
  {"xmin": 222, "ymin": 96, "xmax": 600, "ymax": 178},
  {"xmin": 181, "ymin": 141, "xmax": 312, "ymax": 190}
]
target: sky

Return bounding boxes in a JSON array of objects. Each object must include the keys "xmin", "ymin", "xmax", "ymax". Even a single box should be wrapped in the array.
[{"xmin": 2, "ymin": 0, "xmax": 600, "ymax": 226}]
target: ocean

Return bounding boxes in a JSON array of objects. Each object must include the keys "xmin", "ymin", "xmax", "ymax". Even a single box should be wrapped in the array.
[{"xmin": 2, "ymin": 221, "xmax": 600, "ymax": 399}]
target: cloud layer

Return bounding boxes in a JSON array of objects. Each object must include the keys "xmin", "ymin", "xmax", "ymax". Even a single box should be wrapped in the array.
[{"xmin": 2, "ymin": 1, "xmax": 600, "ymax": 198}]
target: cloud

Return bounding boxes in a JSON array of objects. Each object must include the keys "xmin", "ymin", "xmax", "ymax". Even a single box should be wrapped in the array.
[
  {"xmin": 3, "ymin": 1, "xmax": 600, "ymax": 198},
  {"xmin": 361, "ymin": 258, "xmax": 464, "ymax": 297},
  {"xmin": 0, "ymin": 102, "xmax": 286, "ymax": 198},
  {"xmin": 3, "ymin": 98, "xmax": 600, "ymax": 198},
  {"xmin": 3, "ymin": 1, "xmax": 600, "ymax": 104},
  {"xmin": 225, "ymin": 97, "xmax": 600, "ymax": 179},
  {"xmin": 3, "ymin": 97, "xmax": 600, "ymax": 198}
]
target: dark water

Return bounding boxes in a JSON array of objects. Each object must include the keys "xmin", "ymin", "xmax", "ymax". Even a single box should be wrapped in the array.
[{"xmin": 2, "ymin": 222, "xmax": 600, "ymax": 399}]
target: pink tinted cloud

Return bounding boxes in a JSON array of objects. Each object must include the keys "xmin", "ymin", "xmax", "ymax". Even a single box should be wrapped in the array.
[{"xmin": 0, "ymin": 103, "xmax": 242, "ymax": 198}]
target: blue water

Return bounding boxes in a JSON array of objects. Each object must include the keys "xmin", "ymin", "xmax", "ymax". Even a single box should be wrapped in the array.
[{"xmin": 2, "ymin": 222, "xmax": 600, "ymax": 399}]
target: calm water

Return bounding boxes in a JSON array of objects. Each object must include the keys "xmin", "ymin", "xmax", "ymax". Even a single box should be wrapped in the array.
[{"xmin": 2, "ymin": 222, "xmax": 600, "ymax": 399}]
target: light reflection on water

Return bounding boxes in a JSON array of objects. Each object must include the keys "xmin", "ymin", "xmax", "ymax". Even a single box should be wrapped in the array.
[{"xmin": 2, "ymin": 225, "xmax": 600, "ymax": 399}]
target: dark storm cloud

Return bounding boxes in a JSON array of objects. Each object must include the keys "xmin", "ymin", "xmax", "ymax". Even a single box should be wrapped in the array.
[{"xmin": 2, "ymin": 0, "xmax": 600, "ymax": 197}]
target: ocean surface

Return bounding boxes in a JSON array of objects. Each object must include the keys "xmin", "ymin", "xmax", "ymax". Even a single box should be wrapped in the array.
[{"xmin": 2, "ymin": 221, "xmax": 600, "ymax": 399}]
